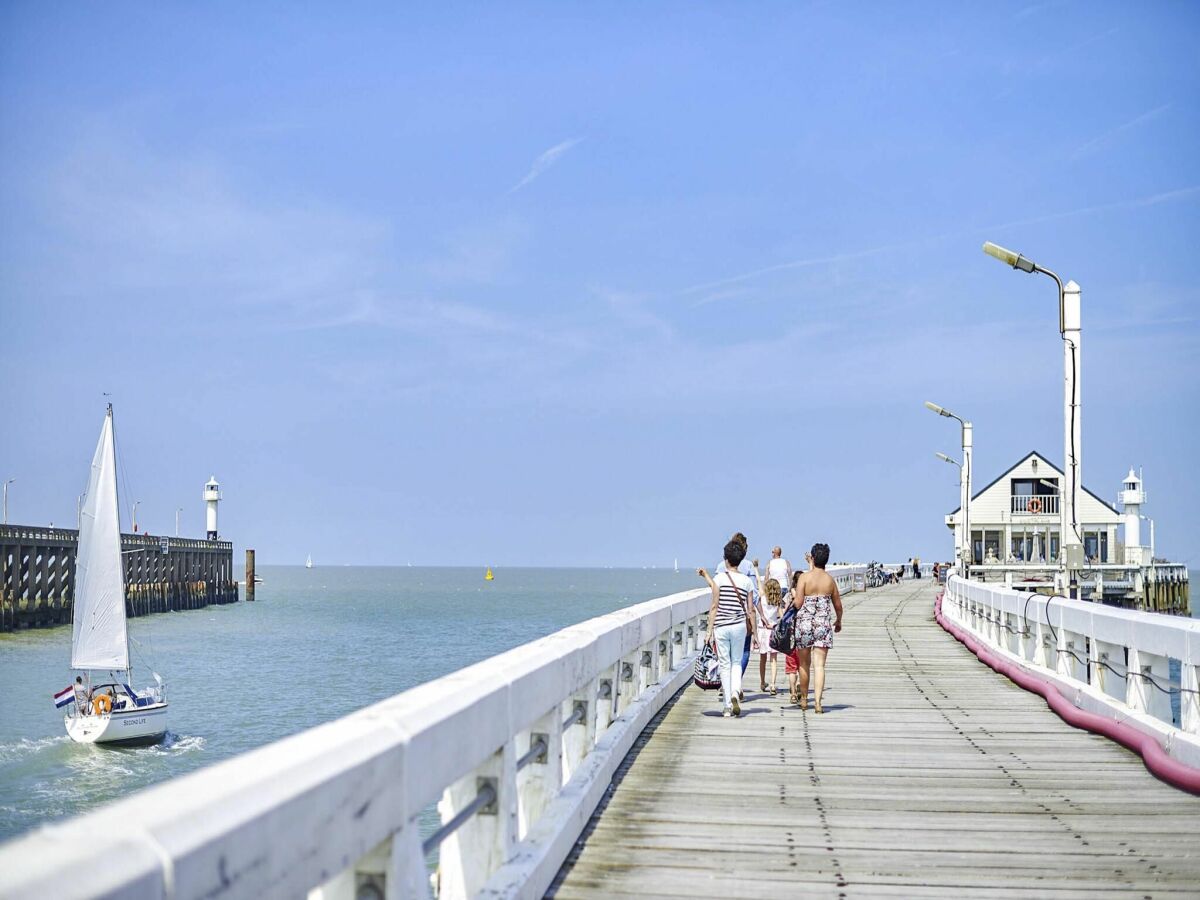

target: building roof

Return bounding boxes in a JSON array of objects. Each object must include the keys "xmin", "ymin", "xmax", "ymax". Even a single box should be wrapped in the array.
[{"xmin": 947, "ymin": 450, "xmax": 1118, "ymax": 516}]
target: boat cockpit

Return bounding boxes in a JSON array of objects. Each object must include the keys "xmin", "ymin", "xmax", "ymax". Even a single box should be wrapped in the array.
[{"xmin": 69, "ymin": 681, "xmax": 162, "ymax": 718}]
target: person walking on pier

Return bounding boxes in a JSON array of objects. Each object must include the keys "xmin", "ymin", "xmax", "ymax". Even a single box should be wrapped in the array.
[
  {"xmin": 791, "ymin": 543, "xmax": 843, "ymax": 713},
  {"xmin": 765, "ymin": 546, "xmax": 792, "ymax": 601},
  {"xmin": 699, "ymin": 539, "xmax": 755, "ymax": 717},
  {"xmin": 757, "ymin": 578, "xmax": 784, "ymax": 694},
  {"xmin": 716, "ymin": 532, "xmax": 760, "ymax": 692}
]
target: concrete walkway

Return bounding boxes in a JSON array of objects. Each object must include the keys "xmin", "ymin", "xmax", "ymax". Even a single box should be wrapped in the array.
[{"xmin": 549, "ymin": 581, "xmax": 1200, "ymax": 898}]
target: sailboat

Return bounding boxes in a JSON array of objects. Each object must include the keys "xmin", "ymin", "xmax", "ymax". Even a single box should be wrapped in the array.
[
  {"xmin": 674, "ymin": 558, "xmax": 679, "ymax": 574},
  {"xmin": 63, "ymin": 405, "xmax": 168, "ymax": 746},
  {"xmin": 306, "ymin": 554, "xmax": 313, "ymax": 569}
]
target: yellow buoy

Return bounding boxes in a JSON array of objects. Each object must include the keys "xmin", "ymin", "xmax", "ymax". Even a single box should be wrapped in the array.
[{"xmin": 484, "ymin": 567, "xmax": 494, "ymax": 581}]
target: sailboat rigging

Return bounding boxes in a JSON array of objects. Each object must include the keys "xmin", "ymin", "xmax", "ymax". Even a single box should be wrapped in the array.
[{"xmin": 61, "ymin": 404, "xmax": 168, "ymax": 746}]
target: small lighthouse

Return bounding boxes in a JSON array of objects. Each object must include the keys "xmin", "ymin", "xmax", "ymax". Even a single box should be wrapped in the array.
[
  {"xmin": 204, "ymin": 476, "xmax": 221, "ymax": 541},
  {"xmin": 1119, "ymin": 468, "xmax": 1146, "ymax": 566}
]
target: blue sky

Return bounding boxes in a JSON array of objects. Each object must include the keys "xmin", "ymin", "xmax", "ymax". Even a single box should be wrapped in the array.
[{"xmin": 1, "ymin": 2, "xmax": 1197, "ymax": 567}]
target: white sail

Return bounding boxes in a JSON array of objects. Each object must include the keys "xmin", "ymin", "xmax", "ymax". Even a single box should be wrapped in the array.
[{"xmin": 71, "ymin": 408, "xmax": 129, "ymax": 671}]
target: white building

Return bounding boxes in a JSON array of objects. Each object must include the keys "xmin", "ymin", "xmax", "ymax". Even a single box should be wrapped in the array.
[{"xmin": 946, "ymin": 451, "xmax": 1121, "ymax": 565}]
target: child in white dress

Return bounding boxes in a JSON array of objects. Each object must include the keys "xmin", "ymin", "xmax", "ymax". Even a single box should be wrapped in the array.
[{"xmin": 757, "ymin": 578, "xmax": 784, "ymax": 694}]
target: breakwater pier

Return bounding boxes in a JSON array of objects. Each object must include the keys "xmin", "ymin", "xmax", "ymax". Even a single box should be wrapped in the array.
[
  {"xmin": 3, "ymin": 569, "xmax": 1198, "ymax": 898},
  {"xmin": 0, "ymin": 523, "xmax": 237, "ymax": 631}
]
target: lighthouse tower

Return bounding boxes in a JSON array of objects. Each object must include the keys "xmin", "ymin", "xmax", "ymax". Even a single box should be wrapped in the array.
[
  {"xmin": 1119, "ymin": 468, "xmax": 1146, "ymax": 566},
  {"xmin": 204, "ymin": 476, "xmax": 221, "ymax": 540}
]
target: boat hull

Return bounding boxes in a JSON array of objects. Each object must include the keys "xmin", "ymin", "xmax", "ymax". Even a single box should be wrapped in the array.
[{"xmin": 65, "ymin": 703, "xmax": 168, "ymax": 746}]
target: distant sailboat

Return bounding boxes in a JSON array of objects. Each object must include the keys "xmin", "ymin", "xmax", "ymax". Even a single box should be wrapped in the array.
[
  {"xmin": 62, "ymin": 404, "xmax": 168, "ymax": 746},
  {"xmin": 484, "ymin": 567, "xmax": 494, "ymax": 581},
  {"xmin": 305, "ymin": 554, "xmax": 313, "ymax": 569},
  {"xmin": 674, "ymin": 558, "xmax": 679, "ymax": 573}
]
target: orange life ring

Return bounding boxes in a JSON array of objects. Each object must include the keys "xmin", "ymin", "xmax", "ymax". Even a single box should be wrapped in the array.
[
  {"xmin": 1028, "ymin": 498, "xmax": 1042, "ymax": 514},
  {"xmin": 92, "ymin": 694, "xmax": 113, "ymax": 715}
]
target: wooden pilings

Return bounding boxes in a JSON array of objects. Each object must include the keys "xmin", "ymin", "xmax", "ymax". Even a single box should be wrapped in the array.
[
  {"xmin": 0, "ymin": 524, "xmax": 237, "ymax": 631},
  {"xmin": 246, "ymin": 549, "xmax": 255, "ymax": 602}
]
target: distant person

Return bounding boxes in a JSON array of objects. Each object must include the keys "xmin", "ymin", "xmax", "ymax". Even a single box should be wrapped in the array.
[
  {"xmin": 757, "ymin": 578, "xmax": 785, "ymax": 695},
  {"xmin": 791, "ymin": 542, "xmax": 843, "ymax": 714},
  {"xmin": 765, "ymin": 546, "xmax": 792, "ymax": 600},
  {"xmin": 932, "ymin": 561, "xmax": 940, "ymax": 583},
  {"xmin": 699, "ymin": 539, "xmax": 755, "ymax": 718},
  {"xmin": 912, "ymin": 556, "xmax": 920, "ymax": 579}
]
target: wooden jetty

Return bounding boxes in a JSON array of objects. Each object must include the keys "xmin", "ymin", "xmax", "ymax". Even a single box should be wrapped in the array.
[
  {"xmin": 4, "ymin": 570, "xmax": 1199, "ymax": 899},
  {"xmin": 551, "ymin": 580, "xmax": 1200, "ymax": 898},
  {"xmin": 0, "ymin": 523, "xmax": 237, "ymax": 631}
]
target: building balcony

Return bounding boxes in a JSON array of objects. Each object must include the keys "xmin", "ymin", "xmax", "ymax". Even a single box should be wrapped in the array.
[{"xmin": 1011, "ymin": 494, "xmax": 1059, "ymax": 515}]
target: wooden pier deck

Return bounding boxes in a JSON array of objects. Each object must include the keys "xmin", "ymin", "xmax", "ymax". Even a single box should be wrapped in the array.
[{"xmin": 550, "ymin": 580, "xmax": 1200, "ymax": 898}]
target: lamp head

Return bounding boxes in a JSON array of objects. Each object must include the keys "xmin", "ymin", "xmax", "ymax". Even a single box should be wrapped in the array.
[
  {"xmin": 935, "ymin": 452, "xmax": 959, "ymax": 466},
  {"xmin": 924, "ymin": 401, "xmax": 951, "ymax": 417},
  {"xmin": 983, "ymin": 241, "xmax": 1036, "ymax": 273}
]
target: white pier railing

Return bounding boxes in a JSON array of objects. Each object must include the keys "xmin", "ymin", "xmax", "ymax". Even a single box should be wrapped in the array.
[
  {"xmin": 941, "ymin": 575, "xmax": 1200, "ymax": 767},
  {"xmin": 2, "ymin": 567, "xmax": 866, "ymax": 900}
]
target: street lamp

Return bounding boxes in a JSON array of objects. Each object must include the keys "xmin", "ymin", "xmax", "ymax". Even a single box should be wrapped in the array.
[
  {"xmin": 176, "ymin": 507, "xmax": 183, "ymax": 537},
  {"xmin": 982, "ymin": 241, "xmax": 1083, "ymax": 597},
  {"xmin": 935, "ymin": 452, "xmax": 960, "ymax": 467},
  {"xmin": 2, "ymin": 479, "xmax": 13, "ymax": 525},
  {"xmin": 132, "ymin": 499, "xmax": 141, "ymax": 533},
  {"xmin": 925, "ymin": 403, "xmax": 972, "ymax": 574}
]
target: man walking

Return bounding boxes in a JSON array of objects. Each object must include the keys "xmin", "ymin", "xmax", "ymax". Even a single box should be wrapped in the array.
[{"xmin": 765, "ymin": 546, "xmax": 792, "ymax": 601}]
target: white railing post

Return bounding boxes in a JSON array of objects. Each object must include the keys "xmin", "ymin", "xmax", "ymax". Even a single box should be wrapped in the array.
[
  {"xmin": 1183, "ymin": 664, "xmax": 1200, "ymax": 735},
  {"xmin": 1125, "ymin": 647, "xmax": 1172, "ymax": 724},
  {"xmin": 516, "ymin": 708, "xmax": 563, "ymax": 840},
  {"xmin": 1091, "ymin": 639, "xmax": 1126, "ymax": 704},
  {"xmin": 436, "ymin": 744, "xmax": 518, "ymax": 900},
  {"xmin": 561, "ymin": 681, "xmax": 598, "ymax": 784}
]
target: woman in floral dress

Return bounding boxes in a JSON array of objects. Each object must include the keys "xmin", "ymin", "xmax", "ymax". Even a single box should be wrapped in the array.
[{"xmin": 791, "ymin": 542, "xmax": 843, "ymax": 713}]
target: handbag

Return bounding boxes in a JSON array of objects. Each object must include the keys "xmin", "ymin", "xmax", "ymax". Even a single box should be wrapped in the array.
[
  {"xmin": 693, "ymin": 641, "xmax": 721, "ymax": 690},
  {"xmin": 769, "ymin": 604, "xmax": 798, "ymax": 654}
]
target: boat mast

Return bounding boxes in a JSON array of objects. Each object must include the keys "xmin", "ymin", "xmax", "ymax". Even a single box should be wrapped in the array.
[{"xmin": 108, "ymin": 403, "xmax": 133, "ymax": 682}]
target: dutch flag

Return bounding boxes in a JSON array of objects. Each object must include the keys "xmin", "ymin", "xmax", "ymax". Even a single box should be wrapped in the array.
[{"xmin": 53, "ymin": 686, "xmax": 75, "ymax": 709}]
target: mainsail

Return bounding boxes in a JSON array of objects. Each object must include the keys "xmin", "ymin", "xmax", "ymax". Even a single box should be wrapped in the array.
[{"xmin": 71, "ymin": 407, "xmax": 129, "ymax": 671}]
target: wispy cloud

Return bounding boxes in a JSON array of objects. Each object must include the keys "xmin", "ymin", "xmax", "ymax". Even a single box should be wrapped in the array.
[
  {"xmin": 676, "ymin": 185, "xmax": 1200, "ymax": 298},
  {"xmin": 1072, "ymin": 103, "xmax": 1173, "ymax": 159},
  {"xmin": 508, "ymin": 137, "xmax": 583, "ymax": 194}
]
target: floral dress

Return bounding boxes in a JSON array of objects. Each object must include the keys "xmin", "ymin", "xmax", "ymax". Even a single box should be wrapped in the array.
[{"xmin": 794, "ymin": 594, "xmax": 835, "ymax": 650}]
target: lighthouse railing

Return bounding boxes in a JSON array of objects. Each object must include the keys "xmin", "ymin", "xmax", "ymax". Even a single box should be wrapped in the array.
[{"xmin": 0, "ymin": 567, "xmax": 866, "ymax": 900}]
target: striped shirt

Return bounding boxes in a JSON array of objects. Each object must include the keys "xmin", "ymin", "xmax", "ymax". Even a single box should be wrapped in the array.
[{"xmin": 713, "ymin": 571, "xmax": 753, "ymax": 627}]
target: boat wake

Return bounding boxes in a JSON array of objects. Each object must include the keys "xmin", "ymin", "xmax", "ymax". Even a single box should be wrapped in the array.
[
  {"xmin": 0, "ymin": 735, "xmax": 71, "ymax": 764},
  {"xmin": 150, "ymin": 732, "xmax": 206, "ymax": 754}
]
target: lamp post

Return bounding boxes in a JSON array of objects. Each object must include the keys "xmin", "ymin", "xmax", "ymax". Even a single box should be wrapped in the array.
[
  {"xmin": 982, "ymin": 241, "xmax": 1083, "ymax": 598},
  {"xmin": 2, "ymin": 479, "xmax": 13, "ymax": 525},
  {"xmin": 1140, "ymin": 514, "xmax": 1155, "ymax": 562},
  {"xmin": 132, "ymin": 499, "xmax": 141, "ymax": 534},
  {"xmin": 176, "ymin": 507, "xmax": 183, "ymax": 537},
  {"xmin": 925, "ymin": 403, "xmax": 972, "ymax": 574}
]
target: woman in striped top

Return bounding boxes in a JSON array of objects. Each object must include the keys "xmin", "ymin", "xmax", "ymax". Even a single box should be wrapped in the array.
[{"xmin": 699, "ymin": 540, "xmax": 756, "ymax": 717}]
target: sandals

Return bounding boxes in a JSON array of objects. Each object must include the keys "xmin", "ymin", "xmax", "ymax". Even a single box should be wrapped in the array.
[{"xmin": 814, "ymin": 702, "xmax": 823, "ymax": 715}]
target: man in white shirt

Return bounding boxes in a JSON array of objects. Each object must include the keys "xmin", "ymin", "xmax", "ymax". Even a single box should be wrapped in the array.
[{"xmin": 765, "ymin": 546, "xmax": 792, "ymax": 599}]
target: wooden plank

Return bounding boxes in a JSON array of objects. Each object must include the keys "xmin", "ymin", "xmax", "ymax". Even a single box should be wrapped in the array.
[{"xmin": 549, "ymin": 581, "xmax": 1200, "ymax": 896}]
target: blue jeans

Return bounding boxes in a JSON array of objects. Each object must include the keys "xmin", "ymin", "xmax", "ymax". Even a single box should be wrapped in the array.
[
  {"xmin": 714, "ymin": 623, "xmax": 746, "ymax": 709},
  {"xmin": 740, "ymin": 634, "xmax": 751, "ymax": 675}
]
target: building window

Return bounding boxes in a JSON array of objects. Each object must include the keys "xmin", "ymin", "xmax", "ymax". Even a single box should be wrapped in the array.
[
  {"xmin": 984, "ymin": 530, "xmax": 1002, "ymax": 562},
  {"xmin": 971, "ymin": 530, "xmax": 983, "ymax": 565}
]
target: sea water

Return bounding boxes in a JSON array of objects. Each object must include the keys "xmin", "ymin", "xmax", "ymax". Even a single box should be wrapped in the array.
[{"xmin": 0, "ymin": 565, "xmax": 697, "ymax": 843}]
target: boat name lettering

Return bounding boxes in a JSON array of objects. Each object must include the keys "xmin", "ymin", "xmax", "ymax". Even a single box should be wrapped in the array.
[{"xmin": 123, "ymin": 718, "xmax": 147, "ymax": 727}]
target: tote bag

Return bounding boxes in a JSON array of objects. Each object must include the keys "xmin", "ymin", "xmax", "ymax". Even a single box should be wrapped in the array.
[{"xmin": 693, "ymin": 641, "xmax": 721, "ymax": 690}]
